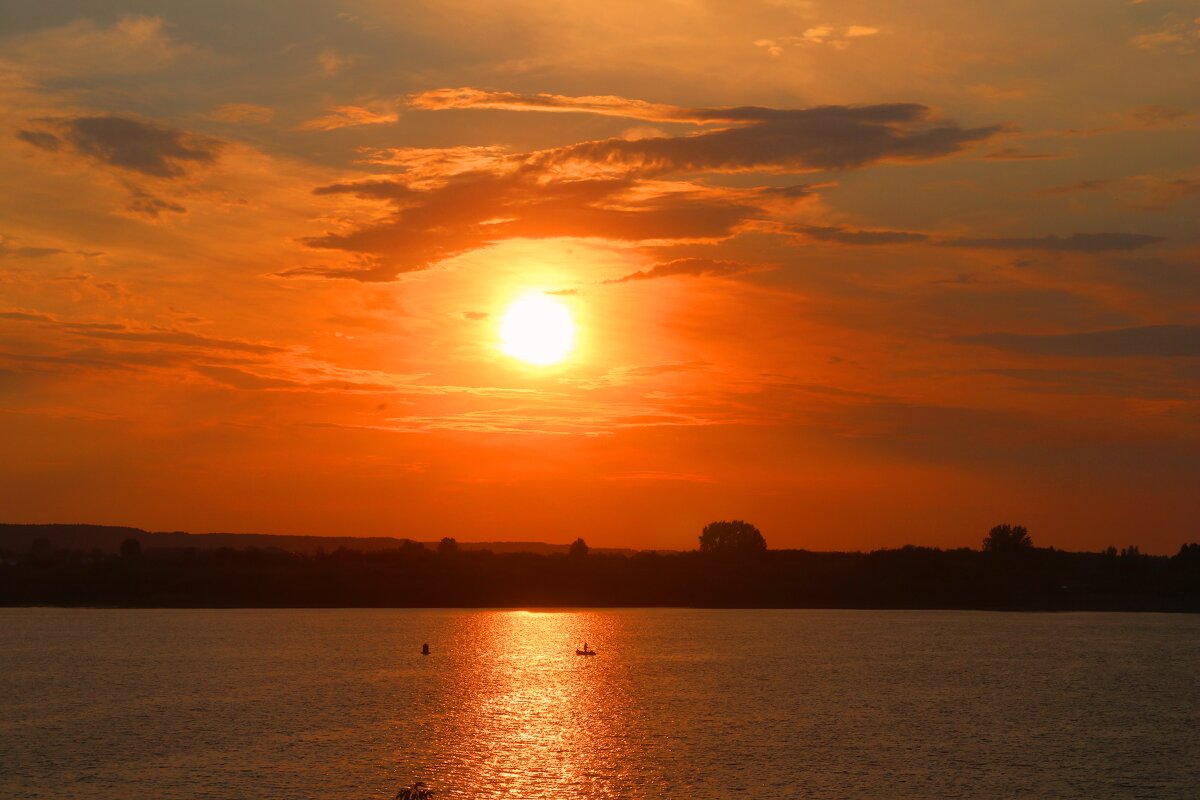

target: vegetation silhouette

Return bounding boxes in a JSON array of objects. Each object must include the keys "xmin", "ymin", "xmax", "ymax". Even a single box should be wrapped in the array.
[
  {"xmin": 1, "ymin": 522, "xmax": 1197, "ymax": 611},
  {"xmin": 982, "ymin": 524, "xmax": 1033, "ymax": 554},
  {"xmin": 395, "ymin": 781, "xmax": 433, "ymax": 799},
  {"xmin": 568, "ymin": 537, "xmax": 589, "ymax": 558},
  {"xmin": 699, "ymin": 520, "xmax": 767, "ymax": 556},
  {"xmin": 437, "ymin": 537, "xmax": 458, "ymax": 557}
]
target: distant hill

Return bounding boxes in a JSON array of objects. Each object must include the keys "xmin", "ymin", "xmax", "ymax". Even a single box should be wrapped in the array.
[{"xmin": 0, "ymin": 523, "xmax": 638, "ymax": 557}]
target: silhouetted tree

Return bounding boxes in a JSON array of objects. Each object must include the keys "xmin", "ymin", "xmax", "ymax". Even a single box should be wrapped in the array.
[
  {"xmin": 120, "ymin": 538, "xmax": 142, "ymax": 558},
  {"xmin": 437, "ymin": 537, "xmax": 458, "ymax": 556},
  {"xmin": 981, "ymin": 524, "xmax": 1032, "ymax": 554},
  {"xmin": 699, "ymin": 520, "xmax": 767, "ymax": 555},
  {"xmin": 568, "ymin": 537, "xmax": 589, "ymax": 558}
]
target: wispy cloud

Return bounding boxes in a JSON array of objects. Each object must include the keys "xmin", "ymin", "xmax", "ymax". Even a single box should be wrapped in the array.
[
  {"xmin": 409, "ymin": 88, "xmax": 690, "ymax": 122},
  {"xmin": 211, "ymin": 103, "xmax": 276, "ymax": 124},
  {"xmin": 604, "ymin": 258, "xmax": 761, "ymax": 283},
  {"xmin": 794, "ymin": 224, "xmax": 928, "ymax": 245},
  {"xmin": 957, "ymin": 325, "xmax": 1200, "ymax": 358},
  {"xmin": 0, "ymin": 15, "xmax": 194, "ymax": 79},
  {"xmin": 939, "ymin": 232, "xmax": 1162, "ymax": 252},
  {"xmin": 0, "ymin": 235, "xmax": 65, "ymax": 259},
  {"xmin": 754, "ymin": 24, "xmax": 881, "ymax": 55},
  {"xmin": 300, "ymin": 105, "xmax": 399, "ymax": 131}
]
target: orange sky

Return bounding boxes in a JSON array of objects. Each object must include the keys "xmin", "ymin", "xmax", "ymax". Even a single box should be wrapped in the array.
[{"xmin": 1, "ymin": 2, "xmax": 1197, "ymax": 552}]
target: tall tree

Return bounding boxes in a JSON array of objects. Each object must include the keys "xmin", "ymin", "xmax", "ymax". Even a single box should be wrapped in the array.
[
  {"xmin": 699, "ymin": 520, "xmax": 767, "ymax": 555},
  {"xmin": 981, "ymin": 524, "xmax": 1032, "ymax": 554}
]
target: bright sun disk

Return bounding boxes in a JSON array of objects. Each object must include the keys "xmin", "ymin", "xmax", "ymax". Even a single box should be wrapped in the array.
[{"xmin": 499, "ymin": 293, "xmax": 576, "ymax": 365}]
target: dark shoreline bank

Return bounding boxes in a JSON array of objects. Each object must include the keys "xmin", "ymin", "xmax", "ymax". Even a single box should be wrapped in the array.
[{"xmin": 4, "ymin": 524, "xmax": 1197, "ymax": 612}]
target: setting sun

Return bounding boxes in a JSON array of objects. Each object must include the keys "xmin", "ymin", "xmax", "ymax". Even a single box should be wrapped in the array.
[{"xmin": 498, "ymin": 293, "xmax": 576, "ymax": 366}]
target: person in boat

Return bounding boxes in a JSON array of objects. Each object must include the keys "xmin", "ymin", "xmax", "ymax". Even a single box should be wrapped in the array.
[
  {"xmin": 582, "ymin": 642, "xmax": 590, "ymax": 653},
  {"xmin": 421, "ymin": 642, "xmax": 430, "ymax": 655}
]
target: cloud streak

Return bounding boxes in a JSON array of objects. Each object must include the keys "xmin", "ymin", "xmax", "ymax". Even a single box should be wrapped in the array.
[
  {"xmin": 939, "ymin": 232, "xmax": 1162, "ymax": 252},
  {"xmin": 300, "ymin": 105, "xmax": 400, "ymax": 131},
  {"xmin": 957, "ymin": 325, "xmax": 1200, "ymax": 358},
  {"xmin": 605, "ymin": 258, "xmax": 760, "ymax": 283}
]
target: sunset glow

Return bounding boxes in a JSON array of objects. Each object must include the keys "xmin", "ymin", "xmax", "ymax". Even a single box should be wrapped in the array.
[{"xmin": 0, "ymin": 2, "xmax": 1196, "ymax": 553}]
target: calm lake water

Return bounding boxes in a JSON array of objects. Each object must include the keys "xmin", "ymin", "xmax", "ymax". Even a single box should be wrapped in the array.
[{"xmin": 1, "ymin": 609, "xmax": 1197, "ymax": 799}]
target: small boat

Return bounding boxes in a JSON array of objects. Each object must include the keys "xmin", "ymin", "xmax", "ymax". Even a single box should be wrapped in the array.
[
  {"xmin": 576, "ymin": 648, "xmax": 597, "ymax": 656},
  {"xmin": 421, "ymin": 643, "xmax": 430, "ymax": 655}
]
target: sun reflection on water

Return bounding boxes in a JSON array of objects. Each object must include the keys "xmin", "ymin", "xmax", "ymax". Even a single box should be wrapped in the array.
[{"xmin": 419, "ymin": 610, "xmax": 632, "ymax": 799}]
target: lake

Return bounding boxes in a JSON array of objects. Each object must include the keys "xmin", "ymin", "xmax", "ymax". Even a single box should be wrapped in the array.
[{"xmin": 1, "ymin": 609, "xmax": 1197, "ymax": 798}]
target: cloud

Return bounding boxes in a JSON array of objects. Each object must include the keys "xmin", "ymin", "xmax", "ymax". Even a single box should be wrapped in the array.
[
  {"xmin": 957, "ymin": 325, "xmax": 1200, "ymax": 358},
  {"xmin": 621, "ymin": 361, "xmax": 711, "ymax": 376},
  {"xmin": 984, "ymin": 368, "xmax": 1196, "ymax": 400},
  {"xmin": 605, "ymin": 258, "xmax": 760, "ymax": 283},
  {"xmin": 408, "ymin": 90, "xmax": 1001, "ymax": 173},
  {"xmin": 1134, "ymin": 175, "xmax": 1200, "ymax": 208},
  {"xmin": 51, "ymin": 273, "xmax": 130, "ymax": 303},
  {"xmin": 1126, "ymin": 104, "xmax": 1194, "ymax": 126},
  {"xmin": 212, "ymin": 103, "xmax": 276, "ymax": 124},
  {"xmin": 0, "ymin": 235, "xmax": 64, "ymax": 259},
  {"xmin": 0, "ymin": 310, "xmax": 282, "ymax": 354},
  {"xmin": 271, "ymin": 262, "xmax": 399, "ymax": 282},
  {"xmin": 940, "ymin": 232, "xmax": 1162, "ymax": 252},
  {"xmin": 794, "ymin": 224, "xmax": 928, "ymax": 245},
  {"xmin": 1034, "ymin": 174, "xmax": 1200, "ymax": 209},
  {"xmin": 530, "ymin": 104, "xmax": 1002, "ymax": 175},
  {"xmin": 786, "ymin": 224, "xmax": 1156, "ymax": 252},
  {"xmin": 305, "ymin": 173, "xmax": 758, "ymax": 277},
  {"xmin": 1130, "ymin": 18, "xmax": 1200, "ymax": 52},
  {"xmin": 124, "ymin": 184, "xmax": 187, "ymax": 218},
  {"xmin": 603, "ymin": 471, "xmax": 715, "ymax": 483},
  {"xmin": 463, "ymin": 311, "xmax": 489, "ymax": 320},
  {"xmin": 755, "ymin": 25, "xmax": 880, "ymax": 55},
  {"xmin": 15, "ymin": 130, "xmax": 59, "ymax": 151},
  {"xmin": 300, "ymin": 105, "xmax": 399, "ymax": 131},
  {"xmin": 17, "ymin": 116, "xmax": 222, "ymax": 178},
  {"xmin": 1034, "ymin": 179, "xmax": 1113, "ymax": 197},
  {"xmin": 408, "ymin": 88, "xmax": 689, "ymax": 122},
  {"xmin": 754, "ymin": 39, "xmax": 785, "ymax": 57},
  {"xmin": 354, "ymin": 145, "xmax": 509, "ymax": 178},
  {"xmin": 981, "ymin": 146, "xmax": 1067, "ymax": 161},
  {"xmin": 297, "ymin": 91, "xmax": 1001, "ymax": 279},
  {"xmin": 0, "ymin": 15, "xmax": 192, "ymax": 79},
  {"xmin": 192, "ymin": 365, "xmax": 301, "ymax": 390},
  {"xmin": 316, "ymin": 49, "xmax": 355, "ymax": 75}
]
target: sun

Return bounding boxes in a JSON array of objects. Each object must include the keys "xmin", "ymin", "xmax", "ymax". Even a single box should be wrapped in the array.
[{"xmin": 499, "ymin": 293, "xmax": 576, "ymax": 365}]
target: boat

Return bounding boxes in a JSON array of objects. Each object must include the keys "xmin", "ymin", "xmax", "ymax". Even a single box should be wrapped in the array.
[{"xmin": 575, "ymin": 648, "xmax": 597, "ymax": 656}]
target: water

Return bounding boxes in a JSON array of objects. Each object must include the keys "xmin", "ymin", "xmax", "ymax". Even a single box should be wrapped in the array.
[{"xmin": 1, "ymin": 609, "xmax": 1197, "ymax": 799}]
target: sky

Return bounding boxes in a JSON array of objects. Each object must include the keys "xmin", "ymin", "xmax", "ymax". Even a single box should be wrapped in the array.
[{"xmin": 0, "ymin": 1, "xmax": 1197, "ymax": 552}]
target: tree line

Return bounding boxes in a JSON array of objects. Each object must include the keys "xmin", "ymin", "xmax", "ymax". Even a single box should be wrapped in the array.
[{"xmin": 1, "ymin": 521, "xmax": 1197, "ymax": 610}]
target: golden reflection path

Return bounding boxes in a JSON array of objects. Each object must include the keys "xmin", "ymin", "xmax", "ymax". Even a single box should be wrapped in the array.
[{"xmin": 434, "ymin": 610, "xmax": 632, "ymax": 798}]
